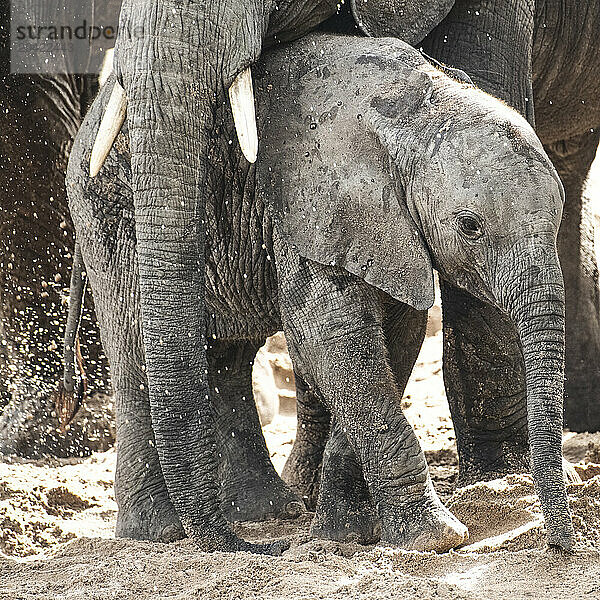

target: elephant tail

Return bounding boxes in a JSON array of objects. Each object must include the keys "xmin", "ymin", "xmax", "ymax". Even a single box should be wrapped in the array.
[{"xmin": 51, "ymin": 242, "xmax": 88, "ymax": 432}]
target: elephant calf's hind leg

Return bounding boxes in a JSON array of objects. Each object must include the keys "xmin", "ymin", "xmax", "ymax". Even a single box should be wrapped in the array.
[
  {"xmin": 310, "ymin": 419, "xmax": 380, "ymax": 544},
  {"xmin": 281, "ymin": 374, "xmax": 330, "ymax": 510},
  {"xmin": 209, "ymin": 339, "xmax": 304, "ymax": 522}
]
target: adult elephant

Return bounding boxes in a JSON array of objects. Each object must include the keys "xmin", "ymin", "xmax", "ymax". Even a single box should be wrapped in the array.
[
  {"xmin": 0, "ymin": 0, "xmax": 121, "ymax": 457},
  {"xmin": 532, "ymin": 2, "xmax": 600, "ymax": 432},
  {"xmin": 89, "ymin": 0, "xmax": 468, "ymax": 554},
  {"xmin": 92, "ymin": 0, "xmax": 599, "ymax": 551}
]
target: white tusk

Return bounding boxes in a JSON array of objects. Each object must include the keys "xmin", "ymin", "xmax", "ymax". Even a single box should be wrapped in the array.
[
  {"xmin": 228, "ymin": 67, "xmax": 258, "ymax": 163},
  {"xmin": 90, "ymin": 80, "xmax": 127, "ymax": 177}
]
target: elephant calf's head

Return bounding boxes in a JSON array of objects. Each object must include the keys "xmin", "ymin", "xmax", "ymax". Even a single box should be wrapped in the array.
[
  {"xmin": 409, "ymin": 91, "xmax": 564, "ymax": 310},
  {"xmin": 397, "ymin": 66, "xmax": 572, "ymax": 553}
]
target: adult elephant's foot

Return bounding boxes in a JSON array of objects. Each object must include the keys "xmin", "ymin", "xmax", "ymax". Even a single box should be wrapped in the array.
[
  {"xmin": 457, "ymin": 447, "xmax": 529, "ymax": 488},
  {"xmin": 379, "ymin": 481, "xmax": 468, "ymax": 552},
  {"xmin": 220, "ymin": 474, "xmax": 305, "ymax": 522},
  {"xmin": 310, "ymin": 421, "xmax": 380, "ymax": 545},
  {"xmin": 115, "ymin": 493, "xmax": 185, "ymax": 543},
  {"xmin": 116, "ymin": 492, "xmax": 291, "ymax": 554},
  {"xmin": 563, "ymin": 343, "xmax": 600, "ymax": 432}
]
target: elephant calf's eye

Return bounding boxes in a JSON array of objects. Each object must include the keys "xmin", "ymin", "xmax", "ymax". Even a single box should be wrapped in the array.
[{"xmin": 457, "ymin": 212, "xmax": 484, "ymax": 240}]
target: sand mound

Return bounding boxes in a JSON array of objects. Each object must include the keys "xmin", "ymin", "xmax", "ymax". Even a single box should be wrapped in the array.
[
  {"xmin": 2, "ymin": 457, "xmax": 600, "ymax": 600},
  {"xmin": 0, "ymin": 450, "xmax": 116, "ymax": 558},
  {"xmin": 448, "ymin": 472, "xmax": 600, "ymax": 552},
  {"xmin": 2, "ymin": 529, "xmax": 599, "ymax": 600}
]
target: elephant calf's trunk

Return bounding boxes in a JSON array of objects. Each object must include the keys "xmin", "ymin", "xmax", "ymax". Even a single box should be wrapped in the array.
[{"xmin": 510, "ymin": 271, "xmax": 575, "ymax": 551}]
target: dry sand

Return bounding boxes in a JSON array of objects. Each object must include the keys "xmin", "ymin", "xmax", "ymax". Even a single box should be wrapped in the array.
[{"xmin": 1, "ymin": 329, "xmax": 600, "ymax": 599}]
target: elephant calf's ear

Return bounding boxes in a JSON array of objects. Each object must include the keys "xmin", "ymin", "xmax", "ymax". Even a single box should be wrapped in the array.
[{"xmin": 261, "ymin": 136, "xmax": 435, "ymax": 311}]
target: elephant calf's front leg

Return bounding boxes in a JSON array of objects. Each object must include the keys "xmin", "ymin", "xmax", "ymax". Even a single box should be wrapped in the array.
[
  {"xmin": 277, "ymin": 253, "xmax": 467, "ymax": 552},
  {"xmin": 310, "ymin": 418, "xmax": 380, "ymax": 544}
]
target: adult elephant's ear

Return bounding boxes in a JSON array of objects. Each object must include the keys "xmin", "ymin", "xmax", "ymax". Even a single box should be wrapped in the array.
[
  {"xmin": 350, "ymin": 0, "xmax": 454, "ymax": 45},
  {"xmin": 260, "ymin": 134, "xmax": 435, "ymax": 311}
]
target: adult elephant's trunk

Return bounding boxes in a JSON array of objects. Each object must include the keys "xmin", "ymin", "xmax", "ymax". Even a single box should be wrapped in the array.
[
  {"xmin": 500, "ymin": 242, "xmax": 574, "ymax": 551},
  {"xmin": 112, "ymin": 1, "xmax": 263, "ymax": 550}
]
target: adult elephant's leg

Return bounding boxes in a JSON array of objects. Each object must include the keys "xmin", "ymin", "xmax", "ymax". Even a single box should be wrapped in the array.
[
  {"xmin": 310, "ymin": 301, "xmax": 428, "ymax": 542},
  {"xmin": 277, "ymin": 249, "xmax": 467, "ymax": 551},
  {"xmin": 281, "ymin": 373, "xmax": 330, "ymax": 510},
  {"xmin": 67, "ymin": 125, "xmax": 182, "ymax": 542},
  {"xmin": 114, "ymin": 372, "xmax": 183, "ymax": 542},
  {"xmin": 422, "ymin": 0, "xmax": 534, "ymax": 483},
  {"xmin": 208, "ymin": 339, "xmax": 303, "ymax": 521},
  {"xmin": 439, "ymin": 283, "xmax": 530, "ymax": 483},
  {"xmin": 109, "ymin": 286, "xmax": 181, "ymax": 542},
  {"xmin": 546, "ymin": 130, "xmax": 600, "ymax": 432},
  {"xmin": 86, "ymin": 233, "xmax": 182, "ymax": 542}
]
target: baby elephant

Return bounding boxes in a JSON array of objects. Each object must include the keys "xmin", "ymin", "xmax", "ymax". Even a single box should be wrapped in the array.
[{"xmin": 67, "ymin": 33, "xmax": 573, "ymax": 552}]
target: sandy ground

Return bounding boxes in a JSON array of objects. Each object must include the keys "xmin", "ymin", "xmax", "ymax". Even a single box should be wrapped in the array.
[
  {"xmin": 0, "ymin": 152, "xmax": 599, "ymax": 598},
  {"xmin": 1, "ymin": 327, "xmax": 600, "ymax": 600}
]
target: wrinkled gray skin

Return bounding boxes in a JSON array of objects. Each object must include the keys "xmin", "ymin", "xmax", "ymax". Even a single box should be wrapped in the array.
[
  {"xmin": 531, "ymin": 1, "xmax": 600, "ymax": 432},
  {"xmin": 107, "ymin": 0, "xmax": 600, "ymax": 556},
  {"xmin": 110, "ymin": 0, "xmax": 461, "ymax": 555},
  {"xmin": 68, "ymin": 35, "xmax": 573, "ymax": 552},
  {"xmin": 284, "ymin": 1, "xmax": 600, "ymax": 507},
  {"xmin": 413, "ymin": 0, "xmax": 600, "ymax": 486},
  {"xmin": 0, "ymin": 0, "xmax": 120, "ymax": 457}
]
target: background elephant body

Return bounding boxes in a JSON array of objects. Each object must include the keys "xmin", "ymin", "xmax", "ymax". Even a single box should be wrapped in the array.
[
  {"xmin": 532, "ymin": 1, "xmax": 600, "ymax": 431},
  {"xmin": 422, "ymin": 0, "xmax": 600, "ymax": 454},
  {"xmin": 0, "ymin": 0, "xmax": 122, "ymax": 457},
  {"xmin": 69, "ymin": 34, "xmax": 572, "ymax": 551}
]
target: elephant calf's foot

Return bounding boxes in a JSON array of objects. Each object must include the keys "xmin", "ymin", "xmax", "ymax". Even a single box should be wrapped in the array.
[
  {"xmin": 220, "ymin": 476, "xmax": 305, "ymax": 522},
  {"xmin": 380, "ymin": 485, "xmax": 468, "ymax": 552},
  {"xmin": 116, "ymin": 494, "xmax": 185, "ymax": 543},
  {"xmin": 310, "ymin": 498, "xmax": 380, "ymax": 545}
]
